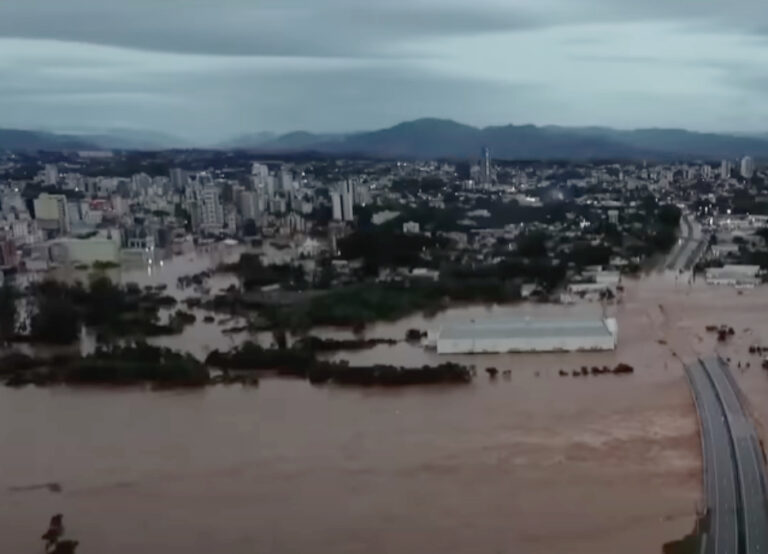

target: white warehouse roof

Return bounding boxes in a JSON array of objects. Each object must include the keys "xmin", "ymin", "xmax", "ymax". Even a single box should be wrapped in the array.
[{"xmin": 436, "ymin": 317, "xmax": 618, "ymax": 354}]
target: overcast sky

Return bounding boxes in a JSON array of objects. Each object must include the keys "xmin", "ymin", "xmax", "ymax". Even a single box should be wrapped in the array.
[{"xmin": 2, "ymin": 0, "xmax": 768, "ymax": 142}]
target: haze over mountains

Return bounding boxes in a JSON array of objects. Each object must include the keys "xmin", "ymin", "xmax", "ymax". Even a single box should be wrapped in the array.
[{"xmin": 3, "ymin": 118, "xmax": 768, "ymax": 161}]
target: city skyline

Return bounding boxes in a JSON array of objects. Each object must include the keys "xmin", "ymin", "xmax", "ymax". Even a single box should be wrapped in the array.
[{"xmin": 3, "ymin": 0, "xmax": 768, "ymax": 141}]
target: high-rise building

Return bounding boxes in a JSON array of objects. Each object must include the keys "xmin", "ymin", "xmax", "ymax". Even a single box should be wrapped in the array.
[
  {"xmin": 44, "ymin": 164, "xmax": 59, "ymax": 186},
  {"xmin": 238, "ymin": 190, "xmax": 261, "ymax": 222},
  {"xmin": 33, "ymin": 193, "xmax": 70, "ymax": 234},
  {"xmin": 342, "ymin": 180, "xmax": 354, "ymax": 221},
  {"xmin": 280, "ymin": 169, "xmax": 293, "ymax": 193},
  {"xmin": 741, "ymin": 156, "xmax": 755, "ymax": 179},
  {"xmin": 331, "ymin": 192, "xmax": 343, "ymax": 221},
  {"xmin": 251, "ymin": 163, "xmax": 269, "ymax": 181},
  {"xmin": 720, "ymin": 160, "xmax": 732, "ymax": 180},
  {"xmin": 481, "ymin": 147, "xmax": 491, "ymax": 185},
  {"xmin": 200, "ymin": 186, "xmax": 224, "ymax": 230},
  {"xmin": 355, "ymin": 182, "xmax": 371, "ymax": 206},
  {"xmin": 266, "ymin": 175, "xmax": 276, "ymax": 198},
  {"xmin": 132, "ymin": 173, "xmax": 152, "ymax": 191},
  {"xmin": 169, "ymin": 168, "xmax": 188, "ymax": 189}
]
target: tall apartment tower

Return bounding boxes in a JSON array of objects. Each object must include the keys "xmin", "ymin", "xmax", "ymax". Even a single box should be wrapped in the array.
[
  {"xmin": 341, "ymin": 180, "xmax": 354, "ymax": 221},
  {"xmin": 481, "ymin": 147, "xmax": 491, "ymax": 185}
]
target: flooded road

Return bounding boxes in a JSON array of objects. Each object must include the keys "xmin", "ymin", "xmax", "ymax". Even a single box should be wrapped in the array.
[{"xmin": 0, "ymin": 273, "xmax": 703, "ymax": 554}]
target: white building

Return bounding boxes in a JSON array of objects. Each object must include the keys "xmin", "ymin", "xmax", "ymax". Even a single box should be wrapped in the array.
[
  {"xmin": 436, "ymin": 318, "xmax": 618, "ymax": 354},
  {"xmin": 341, "ymin": 181, "xmax": 354, "ymax": 221},
  {"xmin": 239, "ymin": 190, "xmax": 260, "ymax": 221},
  {"xmin": 372, "ymin": 211, "xmax": 401, "ymax": 225},
  {"xmin": 705, "ymin": 265, "xmax": 760, "ymax": 288},
  {"xmin": 251, "ymin": 163, "xmax": 269, "ymax": 181},
  {"xmin": 286, "ymin": 212, "xmax": 306, "ymax": 234},
  {"xmin": 355, "ymin": 183, "xmax": 371, "ymax": 206},
  {"xmin": 403, "ymin": 221, "xmax": 420, "ymax": 234},
  {"xmin": 1, "ymin": 189, "xmax": 25, "ymax": 215},
  {"xmin": 200, "ymin": 186, "xmax": 224, "ymax": 230},
  {"xmin": 169, "ymin": 168, "xmax": 188, "ymax": 189},
  {"xmin": 720, "ymin": 160, "xmax": 732, "ymax": 180},
  {"xmin": 298, "ymin": 237, "xmax": 322, "ymax": 257},
  {"xmin": 44, "ymin": 164, "xmax": 59, "ymax": 185},
  {"xmin": 48, "ymin": 236, "xmax": 120, "ymax": 265},
  {"xmin": 331, "ymin": 192, "xmax": 343, "ymax": 221},
  {"xmin": 34, "ymin": 193, "xmax": 70, "ymax": 234},
  {"xmin": 741, "ymin": 156, "xmax": 755, "ymax": 179},
  {"xmin": 280, "ymin": 169, "xmax": 293, "ymax": 193}
]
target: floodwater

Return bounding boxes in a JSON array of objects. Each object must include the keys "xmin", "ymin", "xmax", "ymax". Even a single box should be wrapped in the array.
[{"xmin": 0, "ymin": 266, "xmax": 703, "ymax": 554}]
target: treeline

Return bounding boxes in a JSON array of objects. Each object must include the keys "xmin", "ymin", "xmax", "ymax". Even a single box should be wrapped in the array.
[
  {"xmin": 2, "ymin": 343, "xmax": 207, "ymax": 387},
  {"xmin": 0, "ymin": 277, "xmax": 196, "ymax": 346},
  {"xmin": 205, "ymin": 341, "xmax": 471, "ymax": 386}
]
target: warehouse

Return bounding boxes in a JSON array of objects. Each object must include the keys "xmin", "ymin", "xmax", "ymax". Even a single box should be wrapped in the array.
[
  {"xmin": 705, "ymin": 265, "xmax": 761, "ymax": 288},
  {"xmin": 435, "ymin": 317, "xmax": 618, "ymax": 354}
]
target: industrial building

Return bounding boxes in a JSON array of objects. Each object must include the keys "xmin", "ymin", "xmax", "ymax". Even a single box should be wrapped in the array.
[
  {"xmin": 705, "ymin": 265, "xmax": 761, "ymax": 288},
  {"xmin": 435, "ymin": 317, "xmax": 618, "ymax": 354}
]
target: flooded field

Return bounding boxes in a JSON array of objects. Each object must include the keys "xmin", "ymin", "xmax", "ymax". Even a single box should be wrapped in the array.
[{"xmin": 0, "ymin": 264, "xmax": 709, "ymax": 554}]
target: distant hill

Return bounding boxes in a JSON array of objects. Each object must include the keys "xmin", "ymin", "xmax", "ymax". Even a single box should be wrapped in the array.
[
  {"xmin": 0, "ymin": 129, "xmax": 96, "ymax": 151},
  {"xmin": 218, "ymin": 131, "xmax": 278, "ymax": 149},
  {"xmin": 226, "ymin": 131, "xmax": 345, "ymax": 150},
  {"xmin": 227, "ymin": 118, "xmax": 768, "ymax": 161},
  {"xmin": 5, "ymin": 119, "xmax": 768, "ymax": 159},
  {"xmin": 0, "ymin": 127, "xmax": 192, "ymax": 151},
  {"xmin": 39, "ymin": 127, "xmax": 192, "ymax": 150}
]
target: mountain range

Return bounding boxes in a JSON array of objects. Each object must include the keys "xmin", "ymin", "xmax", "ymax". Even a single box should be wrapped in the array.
[{"xmin": 3, "ymin": 118, "xmax": 768, "ymax": 160}]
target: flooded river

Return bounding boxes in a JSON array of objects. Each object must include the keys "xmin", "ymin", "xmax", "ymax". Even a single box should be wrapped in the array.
[{"xmin": 1, "ymin": 257, "xmax": 704, "ymax": 553}]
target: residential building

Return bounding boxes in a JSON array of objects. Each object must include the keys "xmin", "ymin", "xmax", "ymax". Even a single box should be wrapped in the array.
[
  {"xmin": 44, "ymin": 164, "xmax": 59, "ymax": 185},
  {"xmin": 342, "ymin": 180, "xmax": 354, "ymax": 221},
  {"xmin": 34, "ymin": 193, "xmax": 70, "ymax": 234},
  {"xmin": 741, "ymin": 156, "xmax": 755, "ymax": 179},
  {"xmin": 200, "ymin": 186, "xmax": 224, "ymax": 230},
  {"xmin": 331, "ymin": 192, "xmax": 343, "ymax": 221}
]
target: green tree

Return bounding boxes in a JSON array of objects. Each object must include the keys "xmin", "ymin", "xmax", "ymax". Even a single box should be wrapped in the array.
[
  {"xmin": 0, "ymin": 282, "xmax": 17, "ymax": 344},
  {"xmin": 516, "ymin": 231, "xmax": 549, "ymax": 258},
  {"xmin": 31, "ymin": 294, "xmax": 81, "ymax": 344}
]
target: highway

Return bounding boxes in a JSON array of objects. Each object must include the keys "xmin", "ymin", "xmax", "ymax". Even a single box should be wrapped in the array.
[
  {"xmin": 686, "ymin": 360, "xmax": 739, "ymax": 554},
  {"xmin": 702, "ymin": 357, "xmax": 768, "ymax": 554},
  {"xmin": 667, "ymin": 212, "xmax": 705, "ymax": 271},
  {"xmin": 687, "ymin": 357, "xmax": 768, "ymax": 554}
]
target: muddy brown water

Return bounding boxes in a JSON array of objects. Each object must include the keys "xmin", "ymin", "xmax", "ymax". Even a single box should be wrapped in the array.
[{"xmin": 1, "ymin": 262, "xmax": 704, "ymax": 553}]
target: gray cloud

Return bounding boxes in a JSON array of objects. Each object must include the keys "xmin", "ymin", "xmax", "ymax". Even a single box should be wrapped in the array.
[
  {"xmin": 0, "ymin": 1, "xmax": 544, "ymax": 57},
  {"xmin": 3, "ymin": 0, "xmax": 768, "ymax": 140}
]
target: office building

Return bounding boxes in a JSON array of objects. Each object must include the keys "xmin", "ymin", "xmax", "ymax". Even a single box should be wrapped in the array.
[{"xmin": 741, "ymin": 156, "xmax": 755, "ymax": 179}]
